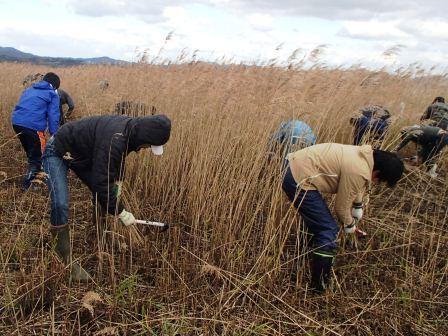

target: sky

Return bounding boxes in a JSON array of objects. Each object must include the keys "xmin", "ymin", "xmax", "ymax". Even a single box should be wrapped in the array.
[{"xmin": 0, "ymin": 0, "xmax": 447, "ymax": 70}]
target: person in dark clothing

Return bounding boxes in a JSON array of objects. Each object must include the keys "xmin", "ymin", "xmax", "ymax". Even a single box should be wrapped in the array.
[
  {"xmin": 114, "ymin": 100, "xmax": 156, "ymax": 117},
  {"xmin": 420, "ymin": 97, "xmax": 448, "ymax": 130},
  {"xmin": 350, "ymin": 105, "xmax": 391, "ymax": 146},
  {"xmin": 11, "ymin": 72, "xmax": 60, "ymax": 190},
  {"xmin": 58, "ymin": 89, "xmax": 75, "ymax": 125},
  {"xmin": 395, "ymin": 125, "xmax": 448, "ymax": 177},
  {"xmin": 42, "ymin": 114, "xmax": 171, "ymax": 280}
]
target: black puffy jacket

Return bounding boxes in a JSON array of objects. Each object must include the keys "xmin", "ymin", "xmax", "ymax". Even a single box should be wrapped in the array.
[{"xmin": 53, "ymin": 115, "xmax": 171, "ymax": 214}]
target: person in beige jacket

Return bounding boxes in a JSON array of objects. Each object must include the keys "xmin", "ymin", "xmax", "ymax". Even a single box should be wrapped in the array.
[{"xmin": 283, "ymin": 143, "xmax": 404, "ymax": 293}]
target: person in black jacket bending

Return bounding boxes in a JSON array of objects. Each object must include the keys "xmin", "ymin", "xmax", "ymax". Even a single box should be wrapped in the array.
[{"xmin": 43, "ymin": 115, "xmax": 171, "ymax": 280}]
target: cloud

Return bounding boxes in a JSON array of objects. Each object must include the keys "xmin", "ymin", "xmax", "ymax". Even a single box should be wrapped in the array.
[
  {"xmin": 0, "ymin": 18, "xmax": 157, "ymax": 59},
  {"xmin": 65, "ymin": 0, "xmax": 188, "ymax": 20},
  {"xmin": 246, "ymin": 13, "xmax": 274, "ymax": 32},
  {"xmin": 338, "ymin": 20, "xmax": 410, "ymax": 41},
  {"xmin": 399, "ymin": 20, "xmax": 448, "ymax": 40},
  {"xmin": 3, "ymin": 0, "xmax": 448, "ymax": 68},
  {"xmin": 219, "ymin": 1, "xmax": 448, "ymax": 21},
  {"xmin": 63, "ymin": 1, "xmax": 444, "ymax": 21}
]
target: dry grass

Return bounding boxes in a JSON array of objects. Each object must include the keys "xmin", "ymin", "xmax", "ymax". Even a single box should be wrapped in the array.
[{"xmin": 0, "ymin": 61, "xmax": 447, "ymax": 335}]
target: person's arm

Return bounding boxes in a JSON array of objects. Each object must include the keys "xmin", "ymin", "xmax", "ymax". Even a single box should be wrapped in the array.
[
  {"xmin": 395, "ymin": 134, "xmax": 414, "ymax": 152},
  {"xmin": 90, "ymin": 137, "xmax": 126, "ymax": 215},
  {"xmin": 64, "ymin": 92, "xmax": 75, "ymax": 117},
  {"xmin": 334, "ymin": 173, "xmax": 366, "ymax": 226},
  {"xmin": 47, "ymin": 91, "xmax": 60, "ymax": 135},
  {"xmin": 421, "ymin": 106, "xmax": 432, "ymax": 121},
  {"xmin": 350, "ymin": 116, "xmax": 360, "ymax": 126},
  {"xmin": 267, "ymin": 123, "xmax": 287, "ymax": 154}
]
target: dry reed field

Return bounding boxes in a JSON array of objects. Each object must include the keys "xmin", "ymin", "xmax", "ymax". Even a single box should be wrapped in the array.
[{"xmin": 0, "ymin": 61, "xmax": 447, "ymax": 335}]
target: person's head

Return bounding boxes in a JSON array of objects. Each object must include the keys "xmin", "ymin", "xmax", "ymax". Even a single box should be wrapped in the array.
[
  {"xmin": 372, "ymin": 149, "xmax": 404, "ymax": 187},
  {"xmin": 129, "ymin": 115, "xmax": 171, "ymax": 155},
  {"xmin": 433, "ymin": 96, "xmax": 445, "ymax": 104},
  {"xmin": 43, "ymin": 72, "xmax": 60, "ymax": 90}
]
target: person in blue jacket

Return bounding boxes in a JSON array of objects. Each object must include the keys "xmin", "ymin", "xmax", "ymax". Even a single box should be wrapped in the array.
[
  {"xmin": 269, "ymin": 120, "xmax": 316, "ymax": 164},
  {"xmin": 11, "ymin": 72, "xmax": 60, "ymax": 190}
]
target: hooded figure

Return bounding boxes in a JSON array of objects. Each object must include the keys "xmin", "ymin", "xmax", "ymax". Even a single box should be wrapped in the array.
[
  {"xmin": 42, "ymin": 115, "xmax": 171, "ymax": 281},
  {"xmin": 268, "ymin": 120, "xmax": 316, "ymax": 164}
]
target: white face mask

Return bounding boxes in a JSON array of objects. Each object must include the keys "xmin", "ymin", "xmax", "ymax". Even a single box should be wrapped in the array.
[{"xmin": 151, "ymin": 145, "xmax": 163, "ymax": 155}]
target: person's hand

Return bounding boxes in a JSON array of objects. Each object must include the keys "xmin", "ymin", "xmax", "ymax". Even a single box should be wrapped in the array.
[
  {"xmin": 351, "ymin": 202, "xmax": 363, "ymax": 221},
  {"xmin": 344, "ymin": 218, "xmax": 357, "ymax": 234},
  {"xmin": 355, "ymin": 227, "xmax": 367, "ymax": 238},
  {"xmin": 118, "ymin": 209, "xmax": 135, "ymax": 227}
]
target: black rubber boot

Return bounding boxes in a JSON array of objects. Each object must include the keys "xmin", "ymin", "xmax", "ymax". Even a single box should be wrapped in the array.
[
  {"xmin": 310, "ymin": 250, "xmax": 334, "ymax": 294},
  {"xmin": 50, "ymin": 226, "xmax": 90, "ymax": 281}
]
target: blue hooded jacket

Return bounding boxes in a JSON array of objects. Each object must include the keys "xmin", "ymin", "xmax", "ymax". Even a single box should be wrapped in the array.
[
  {"xmin": 269, "ymin": 120, "xmax": 316, "ymax": 164},
  {"xmin": 273, "ymin": 120, "xmax": 316, "ymax": 148},
  {"xmin": 12, "ymin": 81, "xmax": 60, "ymax": 135}
]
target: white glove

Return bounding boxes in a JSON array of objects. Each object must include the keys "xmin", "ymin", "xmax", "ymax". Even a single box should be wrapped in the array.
[
  {"xmin": 344, "ymin": 218, "xmax": 357, "ymax": 234},
  {"xmin": 351, "ymin": 202, "xmax": 363, "ymax": 221},
  {"xmin": 428, "ymin": 164, "xmax": 438, "ymax": 179},
  {"xmin": 118, "ymin": 209, "xmax": 135, "ymax": 227}
]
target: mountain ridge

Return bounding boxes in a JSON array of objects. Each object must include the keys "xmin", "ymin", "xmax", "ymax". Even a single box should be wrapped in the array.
[{"xmin": 0, "ymin": 46, "xmax": 126, "ymax": 66}]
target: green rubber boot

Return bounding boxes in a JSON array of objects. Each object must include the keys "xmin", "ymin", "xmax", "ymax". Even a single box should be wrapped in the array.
[{"xmin": 50, "ymin": 226, "xmax": 91, "ymax": 281}]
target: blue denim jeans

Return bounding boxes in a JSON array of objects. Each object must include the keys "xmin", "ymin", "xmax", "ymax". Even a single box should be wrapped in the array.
[
  {"xmin": 282, "ymin": 166, "xmax": 339, "ymax": 252},
  {"xmin": 43, "ymin": 137, "xmax": 69, "ymax": 226}
]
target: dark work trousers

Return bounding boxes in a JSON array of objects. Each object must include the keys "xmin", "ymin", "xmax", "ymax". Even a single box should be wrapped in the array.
[
  {"xmin": 419, "ymin": 140, "xmax": 446, "ymax": 169},
  {"xmin": 13, "ymin": 124, "xmax": 46, "ymax": 189},
  {"xmin": 282, "ymin": 166, "xmax": 339, "ymax": 252}
]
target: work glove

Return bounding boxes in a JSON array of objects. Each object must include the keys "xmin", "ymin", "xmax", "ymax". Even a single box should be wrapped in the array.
[
  {"xmin": 351, "ymin": 202, "xmax": 363, "ymax": 221},
  {"xmin": 428, "ymin": 164, "xmax": 438, "ymax": 179},
  {"xmin": 118, "ymin": 209, "xmax": 135, "ymax": 227},
  {"xmin": 115, "ymin": 181, "xmax": 123, "ymax": 198},
  {"xmin": 344, "ymin": 218, "xmax": 357, "ymax": 234}
]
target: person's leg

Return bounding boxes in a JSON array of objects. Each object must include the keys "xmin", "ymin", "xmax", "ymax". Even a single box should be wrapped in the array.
[
  {"xmin": 43, "ymin": 139, "xmax": 89, "ymax": 281},
  {"xmin": 419, "ymin": 142, "xmax": 438, "ymax": 171},
  {"xmin": 13, "ymin": 125, "xmax": 44, "ymax": 189},
  {"xmin": 293, "ymin": 190, "xmax": 338, "ymax": 292},
  {"xmin": 282, "ymin": 167, "xmax": 338, "ymax": 292},
  {"xmin": 43, "ymin": 141, "xmax": 69, "ymax": 227},
  {"xmin": 282, "ymin": 166, "xmax": 313, "ymax": 248}
]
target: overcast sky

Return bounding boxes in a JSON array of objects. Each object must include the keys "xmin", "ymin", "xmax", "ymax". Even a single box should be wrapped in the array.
[{"xmin": 0, "ymin": 0, "xmax": 446, "ymax": 70}]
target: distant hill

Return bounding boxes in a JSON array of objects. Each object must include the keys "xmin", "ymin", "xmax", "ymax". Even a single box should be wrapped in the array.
[{"xmin": 0, "ymin": 46, "xmax": 126, "ymax": 66}]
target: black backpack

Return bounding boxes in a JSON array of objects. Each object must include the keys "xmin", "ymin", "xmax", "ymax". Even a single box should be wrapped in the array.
[{"xmin": 360, "ymin": 105, "xmax": 391, "ymax": 121}]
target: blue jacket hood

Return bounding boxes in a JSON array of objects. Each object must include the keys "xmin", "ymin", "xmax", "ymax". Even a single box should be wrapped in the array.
[{"xmin": 32, "ymin": 81, "xmax": 54, "ymax": 90}]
